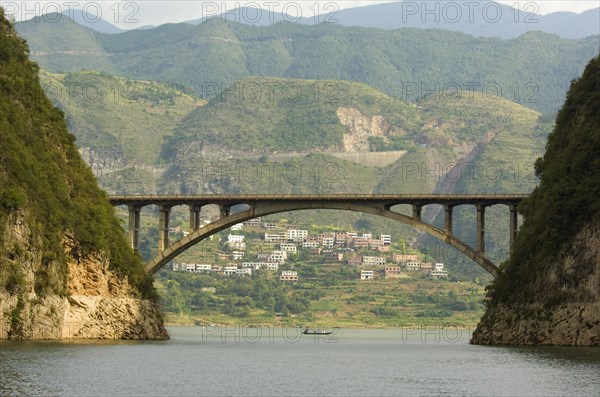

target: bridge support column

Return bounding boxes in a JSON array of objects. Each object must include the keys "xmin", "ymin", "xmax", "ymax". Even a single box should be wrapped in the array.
[
  {"xmin": 189, "ymin": 205, "xmax": 202, "ymax": 231},
  {"xmin": 444, "ymin": 205, "xmax": 453, "ymax": 235},
  {"xmin": 128, "ymin": 205, "xmax": 141, "ymax": 252},
  {"xmin": 219, "ymin": 205, "xmax": 231, "ymax": 219},
  {"xmin": 412, "ymin": 204, "xmax": 422, "ymax": 220},
  {"xmin": 476, "ymin": 204, "xmax": 485, "ymax": 253},
  {"xmin": 509, "ymin": 204, "xmax": 518, "ymax": 251},
  {"xmin": 158, "ymin": 205, "xmax": 171, "ymax": 253}
]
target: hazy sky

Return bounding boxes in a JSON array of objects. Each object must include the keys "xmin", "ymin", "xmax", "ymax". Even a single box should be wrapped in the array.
[{"xmin": 3, "ymin": 1, "xmax": 599, "ymax": 27}]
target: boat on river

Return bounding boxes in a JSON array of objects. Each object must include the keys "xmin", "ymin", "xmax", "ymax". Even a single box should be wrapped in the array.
[{"xmin": 302, "ymin": 327, "xmax": 336, "ymax": 335}]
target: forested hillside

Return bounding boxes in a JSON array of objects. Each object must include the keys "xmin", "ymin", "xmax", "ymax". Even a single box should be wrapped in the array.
[{"xmin": 16, "ymin": 16, "xmax": 599, "ymax": 112}]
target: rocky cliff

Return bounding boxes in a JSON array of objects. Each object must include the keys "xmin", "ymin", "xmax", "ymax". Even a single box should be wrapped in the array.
[
  {"xmin": 0, "ymin": 9, "xmax": 167, "ymax": 340},
  {"xmin": 471, "ymin": 56, "xmax": 600, "ymax": 346}
]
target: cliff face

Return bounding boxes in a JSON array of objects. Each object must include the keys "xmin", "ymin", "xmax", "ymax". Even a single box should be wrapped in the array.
[
  {"xmin": 0, "ymin": 10, "xmax": 167, "ymax": 340},
  {"xmin": 472, "ymin": 221, "xmax": 600, "ymax": 345},
  {"xmin": 472, "ymin": 56, "xmax": 600, "ymax": 346}
]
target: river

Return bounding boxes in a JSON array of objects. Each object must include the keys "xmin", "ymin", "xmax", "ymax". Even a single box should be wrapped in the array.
[{"xmin": 1, "ymin": 326, "xmax": 598, "ymax": 396}]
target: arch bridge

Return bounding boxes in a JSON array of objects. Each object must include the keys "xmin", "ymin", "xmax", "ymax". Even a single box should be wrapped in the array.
[{"xmin": 108, "ymin": 194, "xmax": 527, "ymax": 277}]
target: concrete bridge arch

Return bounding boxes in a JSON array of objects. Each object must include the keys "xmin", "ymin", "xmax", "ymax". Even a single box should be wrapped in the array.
[{"xmin": 144, "ymin": 201, "xmax": 500, "ymax": 276}]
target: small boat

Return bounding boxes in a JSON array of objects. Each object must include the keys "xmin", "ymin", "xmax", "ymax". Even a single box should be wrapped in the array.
[{"xmin": 302, "ymin": 328, "xmax": 335, "ymax": 335}]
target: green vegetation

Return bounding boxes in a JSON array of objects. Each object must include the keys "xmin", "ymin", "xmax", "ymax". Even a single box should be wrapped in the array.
[
  {"xmin": 0, "ymin": 10, "xmax": 154, "ymax": 298},
  {"xmin": 156, "ymin": 269, "xmax": 485, "ymax": 328},
  {"xmin": 15, "ymin": 18, "xmax": 599, "ymax": 112},
  {"xmin": 484, "ymin": 56, "xmax": 600, "ymax": 307},
  {"xmin": 40, "ymin": 70, "xmax": 204, "ymax": 164},
  {"xmin": 163, "ymin": 77, "xmax": 420, "ymax": 154}
]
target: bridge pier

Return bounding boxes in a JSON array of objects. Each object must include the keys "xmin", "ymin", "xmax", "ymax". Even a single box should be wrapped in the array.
[
  {"xmin": 412, "ymin": 204, "xmax": 422, "ymax": 220},
  {"xmin": 219, "ymin": 205, "xmax": 231, "ymax": 219},
  {"xmin": 189, "ymin": 205, "xmax": 202, "ymax": 231},
  {"xmin": 444, "ymin": 204, "xmax": 453, "ymax": 234},
  {"xmin": 476, "ymin": 204, "xmax": 486, "ymax": 253},
  {"xmin": 509, "ymin": 204, "xmax": 518, "ymax": 251},
  {"xmin": 158, "ymin": 205, "xmax": 171, "ymax": 252},
  {"xmin": 127, "ymin": 205, "xmax": 141, "ymax": 252}
]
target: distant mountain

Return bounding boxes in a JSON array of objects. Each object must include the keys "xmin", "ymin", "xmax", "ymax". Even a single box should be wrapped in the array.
[
  {"xmin": 60, "ymin": 9, "xmax": 124, "ymax": 34},
  {"xmin": 325, "ymin": 2, "xmax": 600, "ymax": 39},
  {"xmin": 15, "ymin": 17, "xmax": 599, "ymax": 113},
  {"xmin": 187, "ymin": 2, "xmax": 600, "ymax": 39}
]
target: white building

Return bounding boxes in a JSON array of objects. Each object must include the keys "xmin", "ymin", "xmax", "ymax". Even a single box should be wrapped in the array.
[
  {"xmin": 429, "ymin": 270, "xmax": 448, "ymax": 279},
  {"xmin": 224, "ymin": 266, "xmax": 238, "ymax": 276},
  {"xmin": 185, "ymin": 263, "xmax": 196, "ymax": 272},
  {"xmin": 236, "ymin": 268, "xmax": 252, "ymax": 276},
  {"xmin": 287, "ymin": 229, "xmax": 308, "ymax": 242},
  {"xmin": 279, "ymin": 243, "xmax": 298, "ymax": 254},
  {"xmin": 231, "ymin": 223, "xmax": 244, "ymax": 231},
  {"xmin": 195, "ymin": 264, "xmax": 212, "ymax": 273},
  {"xmin": 280, "ymin": 271, "xmax": 298, "ymax": 282},
  {"xmin": 231, "ymin": 251, "xmax": 245, "ymax": 260},
  {"xmin": 270, "ymin": 250, "xmax": 287, "ymax": 263},
  {"xmin": 380, "ymin": 234, "xmax": 391, "ymax": 245},
  {"xmin": 244, "ymin": 217, "xmax": 262, "ymax": 226},
  {"xmin": 228, "ymin": 235, "xmax": 245, "ymax": 243},
  {"xmin": 435, "ymin": 263, "xmax": 445, "ymax": 271},
  {"xmin": 361, "ymin": 233, "xmax": 372, "ymax": 239},
  {"xmin": 362, "ymin": 256, "xmax": 386, "ymax": 266},
  {"xmin": 322, "ymin": 237, "xmax": 335, "ymax": 248},
  {"xmin": 265, "ymin": 232, "xmax": 286, "ymax": 242},
  {"xmin": 360, "ymin": 270, "xmax": 374, "ymax": 280},
  {"xmin": 302, "ymin": 241, "xmax": 319, "ymax": 248}
]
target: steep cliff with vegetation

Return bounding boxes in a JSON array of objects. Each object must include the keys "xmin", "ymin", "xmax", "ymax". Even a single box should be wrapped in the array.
[
  {"xmin": 472, "ymin": 56, "xmax": 600, "ymax": 346},
  {"xmin": 0, "ymin": 10, "xmax": 167, "ymax": 340}
]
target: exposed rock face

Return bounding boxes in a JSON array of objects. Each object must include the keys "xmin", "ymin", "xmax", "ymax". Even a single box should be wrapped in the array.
[
  {"xmin": 0, "ymin": 214, "xmax": 168, "ymax": 340},
  {"xmin": 0, "ymin": 258, "xmax": 168, "ymax": 340},
  {"xmin": 470, "ymin": 302, "xmax": 600, "ymax": 346},
  {"xmin": 337, "ymin": 107, "xmax": 401, "ymax": 152},
  {"xmin": 472, "ymin": 220, "xmax": 600, "ymax": 346}
]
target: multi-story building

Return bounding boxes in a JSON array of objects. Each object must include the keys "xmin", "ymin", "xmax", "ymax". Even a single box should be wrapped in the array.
[
  {"xmin": 360, "ymin": 270, "xmax": 374, "ymax": 280},
  {"xmin": 302, "ymin": 241, "xmax": 319, "ymax": 249},
  {"xmin": 323, "ymin": 251, "xmax": 344, "ymax": 262},
  {"xmin": 380, "ymin": 234, "xmax": 392, "ymax": 245},
  {"xmin": 228, "ymin": 235, "xmax": 245, "ymax": 243},
  {"xmin": 244, "ymin": 217, "xmax": 262, "ymax": 226},
  {"xmin": 393, "ymin": 253, "xmax": 419, "ymax": 263},
  {"xmin": 195, "ymin": 264, "xmax": 212, "ymax": 273},
  {"xmin": 308, "ymin": 247, "xmax": 322, "ymax": 258},
  {"xmin": 405, "ymin": 261, "xmax": 421, "ymax": 270},
  {"xmin": 280, "ymin": 271, "xmax": 298, "ymax": 282},
  {"xmin": 230, "ymin": 223, "xmax": 243, "ymax": 231},
  {"xmin": 384, "ymin": 266, "xmax": 405, "ymax": 279},
  {"xmin": 270, "ymin": 250, "xmax": 287, "ymax": 263},
  {"xmin": 231, "ymin": 251, "xmax": 245, "ymax": 260},
  {"xmin": 264, "ymin": 232, "xmax": 286, "ymax": 242},
  {"xmin": 279, "ymin": 243, "xmax": 298, "ymax": 254},
  {"xmin": 287, "ymin": 229, "xmax": 308, "ymax": 242},
  {"xmin": 322, "ymin": 237, "xmax": 335, "ymax": 248},
  {"xmin": 362, "ymin": 256, "xmax": 386, "ymax": 266},
  {"xmin": 224, "ymin": 266, "xmax": 238, "ymax": 276},
  {"xmin": 429, "ymin": 270, "xmax": 448, "ymax": 279},
  {"xmin": 236, "ymin": 268, "xmax": 252, "ymax": 276}
]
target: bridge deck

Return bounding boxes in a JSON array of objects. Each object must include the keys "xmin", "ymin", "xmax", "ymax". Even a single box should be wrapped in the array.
[{"xmin": 109, "ymin": 194, "xmax": 528, "ymax": 206}]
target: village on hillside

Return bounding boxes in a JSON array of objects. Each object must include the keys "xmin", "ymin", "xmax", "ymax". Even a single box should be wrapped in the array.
[{"xmin": 170, "ymin": 217, "xmax": 449, "ymax": 282}]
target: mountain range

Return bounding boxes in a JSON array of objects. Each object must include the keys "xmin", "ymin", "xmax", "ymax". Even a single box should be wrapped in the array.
[
  {"xmin": 15, "ymin": 15, "xmax": 599, "ymax": 113},
  {"xmin": 45, "ymin": 3, "xmax": 600, "ymax": 39}
]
